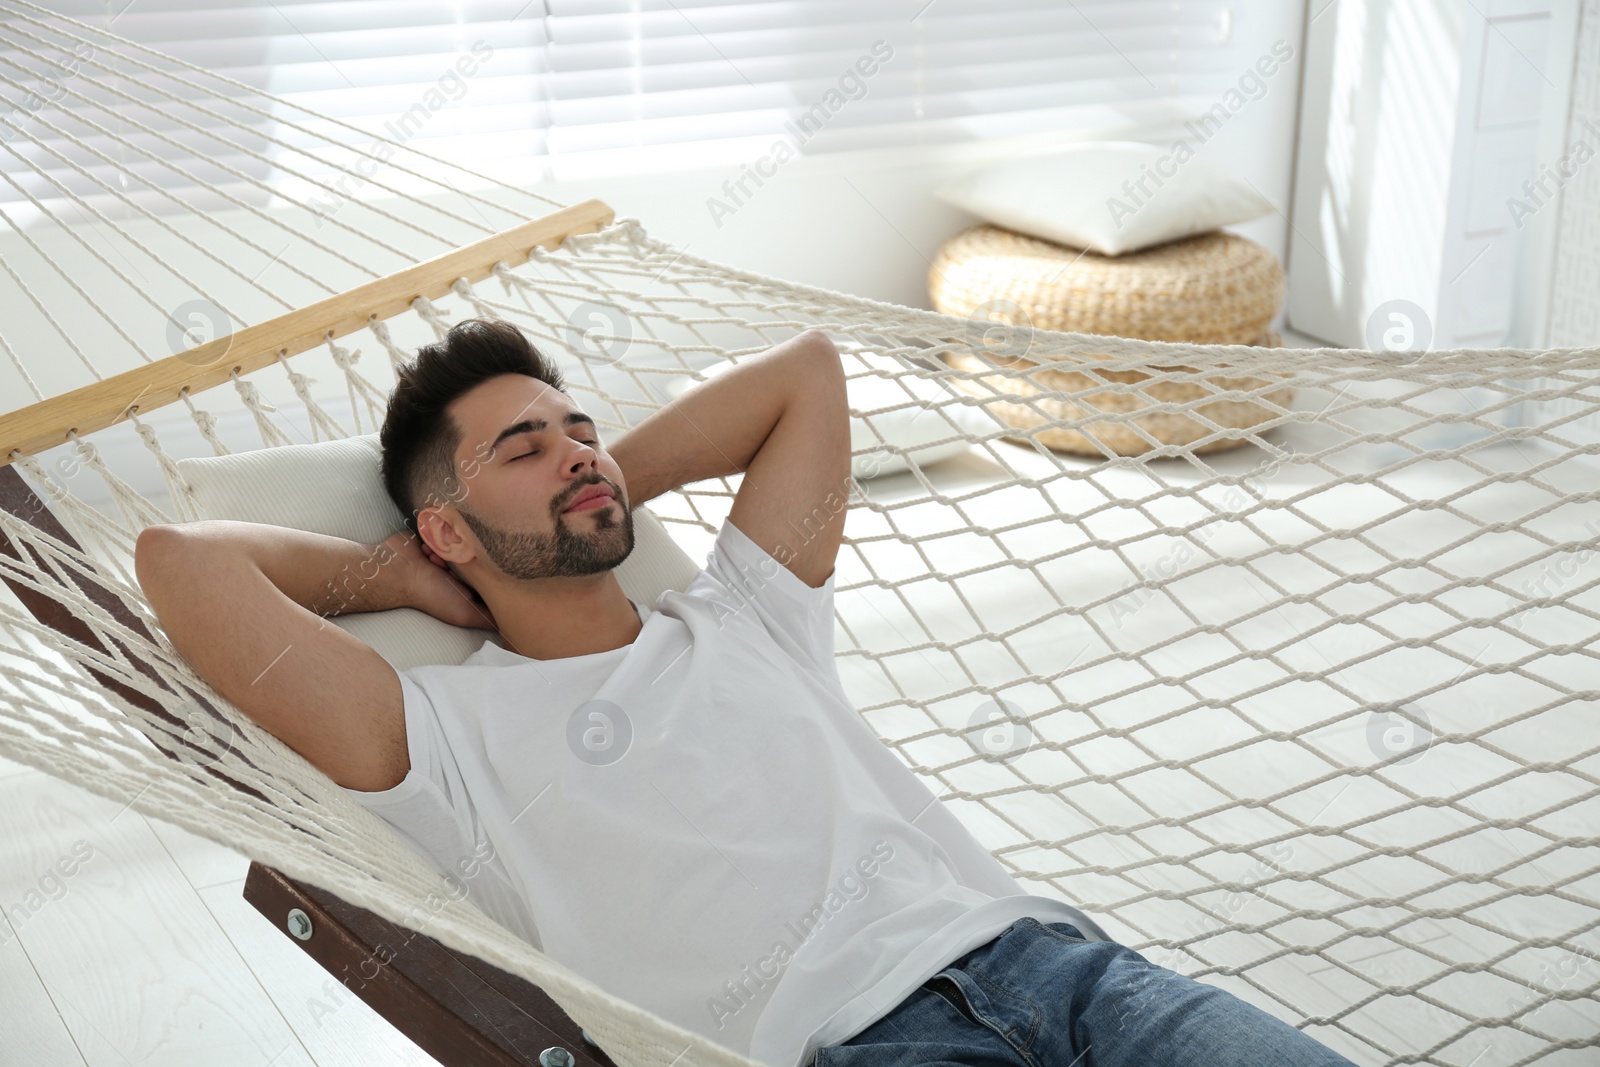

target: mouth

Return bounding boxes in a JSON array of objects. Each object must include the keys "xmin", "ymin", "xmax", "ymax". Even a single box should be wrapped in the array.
[{"xmin": 563, "ymin": 485, "xmax": 616, "ymax": 513}]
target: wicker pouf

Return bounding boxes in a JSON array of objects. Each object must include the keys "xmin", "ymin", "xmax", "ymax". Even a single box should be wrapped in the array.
[
  {"xmin": 930, "ymin": 225, "xmax": 1283, "ymax": 344},
  {"xmin": 930, "ymin": 225, "xmax": 1292, "ymax": 457}
]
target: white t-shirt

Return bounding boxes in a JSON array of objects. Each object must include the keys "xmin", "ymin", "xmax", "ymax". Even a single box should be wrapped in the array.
[{"xmin": 345, "ymin": 518, "xmax": 1105, "ymax": 1067}]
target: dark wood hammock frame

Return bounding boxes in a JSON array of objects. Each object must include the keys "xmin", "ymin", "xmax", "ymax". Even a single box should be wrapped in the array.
[{"xmin": 0, "ymin": 201, "xmax": 626, "ymax": 1067}]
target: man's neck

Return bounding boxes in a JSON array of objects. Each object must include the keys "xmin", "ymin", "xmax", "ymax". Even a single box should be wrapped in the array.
[{"xmin": 484, "ymin": 572, "xmax": 642, "ymax": 661}]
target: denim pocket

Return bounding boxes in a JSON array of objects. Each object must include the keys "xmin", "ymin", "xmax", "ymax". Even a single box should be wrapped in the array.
[
  {"xmin": 922, "ymin": 972, "xmax": 984, "ymax": 1029},
  {"xmin": 1039, "ymin": 921, "xmax": 1087, "ymax": 942}
]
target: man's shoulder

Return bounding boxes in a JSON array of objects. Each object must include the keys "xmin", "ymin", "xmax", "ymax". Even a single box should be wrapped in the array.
[{"xmin": 687, "ymin": 518, "xmax": 839, "ymax": 674}]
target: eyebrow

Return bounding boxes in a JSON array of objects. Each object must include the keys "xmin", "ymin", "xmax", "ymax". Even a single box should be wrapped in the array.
[{"xmin": 490, "ymin": 411, "xmax": 597, "ymax": 454}]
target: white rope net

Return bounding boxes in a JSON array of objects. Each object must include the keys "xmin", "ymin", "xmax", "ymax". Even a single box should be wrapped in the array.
[{"xmin": 1, "ymin": 5, "xmax": 1597, "ymax": 1066}]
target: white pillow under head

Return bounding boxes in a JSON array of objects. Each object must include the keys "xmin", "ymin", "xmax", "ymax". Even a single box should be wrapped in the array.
[{"xmin": 174, "ymin": 434, "xmax": 703, "ymax": 671}]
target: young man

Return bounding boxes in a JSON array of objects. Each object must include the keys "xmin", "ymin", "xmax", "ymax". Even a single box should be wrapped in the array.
[{"xmin": 135, "ymin": 320, "xmax": 1355, "ymax": 1067}]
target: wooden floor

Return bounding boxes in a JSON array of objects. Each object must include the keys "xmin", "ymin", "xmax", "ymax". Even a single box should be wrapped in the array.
[{"xmin": 0, "ymin": 752, "xmax": 442, "ymax": 1067}]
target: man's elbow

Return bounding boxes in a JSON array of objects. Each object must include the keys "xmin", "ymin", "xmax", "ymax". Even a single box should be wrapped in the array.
[
  {"xmin": 135, "ymin": 523, "xmax": 208, "ymax": 596},
  {"xmin": 790, "ymin": 330, "xmax": 844, "ymax": 393},
  {"xmin": 795, "ymin": 328, "xmax": 840, "ymax": 362},
  {"xmin": 135, "ymin": 524, "xmax": 184, "ymax": 599},
  {"xmin": 788, "ymin": 332, "xmax": 849, "ymax": 451},
  {"xmin": 135, "ymin": 523, "xmax": 179, "ymax": 572}
]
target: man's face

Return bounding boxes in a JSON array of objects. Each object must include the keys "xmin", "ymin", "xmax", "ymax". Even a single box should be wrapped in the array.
[{"xmin": 442, "ymin": 374, "xmax": 634, "ymax": 580}]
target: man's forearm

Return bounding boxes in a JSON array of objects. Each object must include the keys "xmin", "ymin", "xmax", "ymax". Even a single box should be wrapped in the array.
[
  {"xmin": 609, "ymin": 329, "xmax": 837, "ymax": 506},
  {"xmin": 143, "ymin": 520, "xmax": 405, "ymax": 619}
]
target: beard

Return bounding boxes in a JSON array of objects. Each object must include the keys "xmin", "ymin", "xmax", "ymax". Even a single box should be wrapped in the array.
[{"xmin": 457, "ymin": 487, "xmax": 635, "ymax": 580}]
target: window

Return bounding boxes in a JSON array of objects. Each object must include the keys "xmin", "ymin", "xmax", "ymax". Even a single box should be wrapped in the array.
[{"xmin": 1, "ymin": 1, "xmax": 1248, "ymax": 214}]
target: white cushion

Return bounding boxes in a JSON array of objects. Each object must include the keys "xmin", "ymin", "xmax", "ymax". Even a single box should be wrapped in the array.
[
  {"xmin": 840, "ymin": 350, "xmax": 1001, "ymax": 479},
  {"xmin": 933, "ymin": 141, "xmax": 1273, "ymax": 256},
  {"xmin": 174, "ymin": 434, "xmax": 703, "ymax": 671},
  {"xmin": 668, "ymin": 350, "xmax": 998, "ymax": 480}
]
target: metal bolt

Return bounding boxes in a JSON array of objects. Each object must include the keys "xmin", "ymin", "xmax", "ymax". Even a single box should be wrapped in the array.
[
  {"xmin": 580, "ymin": 1029, "xmax": 598, "ymax": 1047},
  {"xmin": 286, "ymin": 907, "xmax": 313, "ymax": 941},
  {"xmin": 539, "ymin": 1048, "xmax": 575, "ymax": 1067}
]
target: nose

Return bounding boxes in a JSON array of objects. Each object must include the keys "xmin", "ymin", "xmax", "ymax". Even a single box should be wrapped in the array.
[{"xmin": 565, "ymin": 437, "xmax": 599, "ymax": 475}]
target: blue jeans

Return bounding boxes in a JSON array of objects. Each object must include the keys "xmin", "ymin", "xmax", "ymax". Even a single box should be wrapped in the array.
[{"xmin": 815, "ymin": 918, "xmax": 1357, "ymax": 1067}]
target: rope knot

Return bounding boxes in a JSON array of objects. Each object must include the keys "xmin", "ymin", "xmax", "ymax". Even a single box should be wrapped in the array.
[
  {"xmin": 412, "ymin": 295, "xmax": 453, "ymax": 339},
  {"xmin": 326, "ymin": 334, "xmax": 360, "ymax": 368},
  {"xmin": 450, "ymin": 277, "xmax": 500, "ymax": 321}
]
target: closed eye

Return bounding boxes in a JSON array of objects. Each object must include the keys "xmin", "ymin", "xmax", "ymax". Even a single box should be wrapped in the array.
[{"xmin": 512, "ymin": 438, "xmax": 599, "ymax": 461}]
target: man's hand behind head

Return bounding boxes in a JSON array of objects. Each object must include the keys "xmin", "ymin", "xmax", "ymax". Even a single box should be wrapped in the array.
[{"xmin": 383, "ymin": 529, "xmax": 499, "ymax": 632}]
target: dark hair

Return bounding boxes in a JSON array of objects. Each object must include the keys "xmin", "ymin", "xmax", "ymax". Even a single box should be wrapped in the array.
[{"xmin": 380, "ymin": 318, "xmax": 567, "ymax": 537}]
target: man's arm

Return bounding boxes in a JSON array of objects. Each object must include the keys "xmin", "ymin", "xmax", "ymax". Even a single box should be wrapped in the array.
[
  {"xmin": 133, "ymin": 522, "xmax": 477, "ymax": 792},
  {"xmin": 609, "ymin": 329, "xmax": 850, "ymax": 588}
]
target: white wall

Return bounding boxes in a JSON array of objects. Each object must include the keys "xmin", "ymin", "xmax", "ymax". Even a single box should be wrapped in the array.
[
  {"xmin": 534, "ymin": 3, "xmax": 1308, "ymax": 312},
  {"xmin": 1546, "ymin": 0, "xmax": 1600, "ymax": 347},
  {"xmin": 1284, "ymin": 0, "xmax": 1581, "ymax": 350}
]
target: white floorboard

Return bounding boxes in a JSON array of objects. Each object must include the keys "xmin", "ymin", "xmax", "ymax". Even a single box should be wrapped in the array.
[
  {"xmin": 0, "ymin": 770, "xmax": 439, "ymax": 1067},
  {"xmin": 197, "ymin": 878, "xmax": 443, "ymax": 1067},
  {"xmin": 145, "ymin": 814, "xmax": 255, "ymax": 892},
  {"xmin": 1, "ymin": 921, "xmax": 89, "ymax": 1066},
  {"xmin": 0, "ymin": 752, "xmax": 36, "ymax": 781}
]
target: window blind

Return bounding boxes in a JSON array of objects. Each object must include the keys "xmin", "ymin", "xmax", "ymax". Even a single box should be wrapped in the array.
[{"xmin": 0, "ymin": 0, "xmax": 1244, "ymax": 214}]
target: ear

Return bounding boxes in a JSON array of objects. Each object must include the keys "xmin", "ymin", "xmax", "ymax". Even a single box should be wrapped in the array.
[{"xmin": 418, "ymin": 505, "xmax": 475, "ymax": 566}]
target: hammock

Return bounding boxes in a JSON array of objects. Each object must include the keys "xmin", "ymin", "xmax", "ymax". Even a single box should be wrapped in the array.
[{"xmin": 1, "ymin": 5, "xmax": 1596, "ymax": 1066}]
